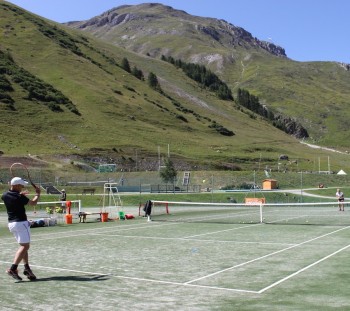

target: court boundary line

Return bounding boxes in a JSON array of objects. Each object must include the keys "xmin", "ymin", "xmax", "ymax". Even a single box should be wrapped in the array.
[
  {"xmin": 2, "ymin": 238, "xmax": 348, "ymax": 295},
  {"xmin": 89, "ymin": 232, "xmax": 297, "ymax": 246},
  {"xmin": 258, "ymin": 243, "xmax": 350, "ymax": 293},
  {"xmin": 185, "ymin": 225, "xmax": 350, "ymax": 286},
  {"xmin": 0, "ymin": 226, "xmax": 348, "ymax": 294},
  {"xmin": 183, "ymin": 222, "xmax": 262, "ymax": 239},
  {"xmin": 1, "ymin": 221, "xmax": 348, "ymax": 294},
  {"xmin": 0, "ymin": 260, "xmax": 259, "ymax": 294},
  {"xmin": 0, "ymin": 221, "xmax": 180, "ymax": 246}
]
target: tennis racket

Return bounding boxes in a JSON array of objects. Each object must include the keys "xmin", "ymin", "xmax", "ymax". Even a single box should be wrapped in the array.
[{"xmin": 10, "ymin": 162, "xmax": 37, "ymax": 189}]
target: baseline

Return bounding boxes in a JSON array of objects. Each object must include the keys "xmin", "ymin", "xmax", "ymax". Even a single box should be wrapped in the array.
[{"xmin": 0, "ymin": 260, "xmax": 259, "ymax": 294}]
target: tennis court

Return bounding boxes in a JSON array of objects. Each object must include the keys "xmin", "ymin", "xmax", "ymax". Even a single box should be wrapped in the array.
[{"xmin": 0, "ymin": 201, "xmax": 349, "ymax": 310}]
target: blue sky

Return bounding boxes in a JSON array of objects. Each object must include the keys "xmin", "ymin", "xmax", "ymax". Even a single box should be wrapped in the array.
[{"xmin": 5, "ymin": 0, "xmax": 350, "ymax": 63}]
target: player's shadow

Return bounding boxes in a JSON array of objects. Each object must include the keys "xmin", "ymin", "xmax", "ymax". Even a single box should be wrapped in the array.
[{"xmin": 34, "ymin": 274, "xmax": 110, "ymax": 282}]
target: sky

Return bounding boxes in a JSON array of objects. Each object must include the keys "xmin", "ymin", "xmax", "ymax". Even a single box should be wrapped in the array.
[{"xmin": 5, "ymin": 0, "xmax": 350, "ymax": 63}]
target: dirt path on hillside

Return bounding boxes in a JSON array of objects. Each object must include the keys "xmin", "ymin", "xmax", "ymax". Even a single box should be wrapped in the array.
[
  {"xmin": 300, "ymin": 141, "xmax": 349, "ymax": 155},
  {"xmin": 0, "ymin": 155, "xmax": 47, "ymax": 168},
  {"xmin": 285, "ymin": 188, "xmax": 337, "ymax": 200}
]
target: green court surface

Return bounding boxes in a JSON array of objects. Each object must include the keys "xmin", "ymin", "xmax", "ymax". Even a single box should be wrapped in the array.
[{"xmin": 0, "ymin": 210, "xmax": 349, "ymax": 311}]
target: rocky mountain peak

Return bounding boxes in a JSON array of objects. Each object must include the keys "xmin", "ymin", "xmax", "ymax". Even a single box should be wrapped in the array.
[{"xmin": 65, "ymin": 3, "xmax": 287, "ymax": 59}]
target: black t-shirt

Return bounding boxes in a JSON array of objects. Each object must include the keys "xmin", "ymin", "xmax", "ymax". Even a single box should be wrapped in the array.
[{"xmin": 1, "ymin": 190, "xmax": 29, "ymax": 222}]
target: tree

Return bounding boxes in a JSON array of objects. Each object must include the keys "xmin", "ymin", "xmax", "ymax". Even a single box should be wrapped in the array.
[
  {"xmin": 147, "ymin": 72, "xmax": 162, "ymax": 92},
  {"xmin": 121, "ymin": 57, "xmax": 131, "ymax": 73},
  {"xmin": 159, "ymin": 158, "xmax": 177, "ymax": 184},
  {"xmin": 131, "ymin": 66, "xmax": 144, "ymax": 80}
]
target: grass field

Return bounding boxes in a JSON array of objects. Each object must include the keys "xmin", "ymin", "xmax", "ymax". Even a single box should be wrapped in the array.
[{"xmin": 0, "ymin": 199, "xmax": 349, "ymax": 311}]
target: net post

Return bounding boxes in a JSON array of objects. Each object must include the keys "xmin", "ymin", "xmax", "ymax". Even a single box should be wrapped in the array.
[
  {"xmin": 138, "ymin": 203, "xmax": 141, "ymax": 216},
  {"xmin": 78, "ymin": 200, "xmax": 81, "ymax": 212},
  {"xmin": 165, "ymin": 202, "xmax": 169, "ymax": 214},
  {"xmin": 260, "ymin": 203, "xmax": 263, "ymax": 223}
]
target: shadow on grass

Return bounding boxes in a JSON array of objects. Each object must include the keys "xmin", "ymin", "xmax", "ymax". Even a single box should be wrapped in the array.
[{"xmin": 33, "ymin": 274, "xmax": 110, "ymax": 282}]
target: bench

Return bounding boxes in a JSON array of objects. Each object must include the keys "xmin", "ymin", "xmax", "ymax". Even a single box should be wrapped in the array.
[
  {"xmin": 78, "ymin": 212, "xmax": 101, "ymax": 223},
  {"xmin": 82, "ymin": 188, "xmax": 95, "ymax": 195}
]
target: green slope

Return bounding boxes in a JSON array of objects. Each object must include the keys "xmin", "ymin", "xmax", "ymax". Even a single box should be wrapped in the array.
[
  {"xmin": 67, "ymin": 3, "xmax": 350, "ymax": 147},
  {"xmin": 1, "ymin": 2, "xmax": 350, "ymax": 173}
]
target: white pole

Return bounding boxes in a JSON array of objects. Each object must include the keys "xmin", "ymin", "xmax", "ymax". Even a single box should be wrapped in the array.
[
  {"xmin": 328, "ymin": 156, "xmax": 330, "ymax": 173},
  {"xmin": 158, "ymin": 146, "xmax": 161, "ymax": 170},
  {"xmin": 300, "ymin": 171, "xmax": 303, "ymax": 202},
  {"xmin": 258, "ymin": 153, "xmax": 262, "ymax": 171},
  {"xmin": 135, "ymin": 149, "xmax": 138, "ymax": 171},
  {"xmin": 253, "ymin": 170, "xmax": 256, "ymax": 197}
]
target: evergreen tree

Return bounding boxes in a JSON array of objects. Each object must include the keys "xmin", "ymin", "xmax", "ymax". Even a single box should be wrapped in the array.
[
  {"xmin": 159, "ymin": 158, "xmax": 177, "ymax": 183},
  {"xmin": 121, "ymin": 57, "xmax": 131, "ymax": 73},
  {"xmin": 147, "ymin": 72, "xmax": 161, "ymax": 92},
  {"xmin": 131, "ymin": 66, "xmax": 144, "ymax": 80},
  {"xmin": 162, "ymin": 55, "xmax": 233, "ymax": 100}
]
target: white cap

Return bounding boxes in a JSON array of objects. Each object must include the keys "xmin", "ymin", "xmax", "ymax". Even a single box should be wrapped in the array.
[{"xmin": 10, "ymin": 177, "xmax": 28, "ymax": 186}]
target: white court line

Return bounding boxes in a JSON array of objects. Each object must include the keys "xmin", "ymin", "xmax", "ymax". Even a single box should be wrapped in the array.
[
  {"xmin": 258, "ymin": 243, "xmax": 350, "ymax": 293},
  {"xmin": 185, "ymin": 225, "xmax": 350, "ymax": 285},
  {"xmin": 183, "ymin": 222, "xmax": 262, "ymax": 239},
  {"xmin": 0, "ymin": 260, "xmax": 259, "ymax": 294},
  {"xmin": 167, "ymin": 210, "xmax": 261, "ymax": 225},
  {"xmin": 181, "ymin": 213, "xmax": 346, "ymax": 240},
  {"xmin": 90, "ymin": 232, "xmax": 296, "ymax": 247},
  {"xmin": 0, "ymin": 217, "xmax": 257, "ymax": 246},
  {"xmin": 1, "ymin": 226, "xmax": 348, "ymax": 294},
  {"xmin": 0, "ymin": 221, "xmax": 179, "ymax": 246},
  {"xmin": 1, "ymin": 221, "xmax": 348, "ymax": 293}
]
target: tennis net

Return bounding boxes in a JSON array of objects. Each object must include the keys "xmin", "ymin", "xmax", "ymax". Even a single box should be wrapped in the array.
[{"xmin": 148, "ymin": 200, "xmax": 350, "ymax": 226}]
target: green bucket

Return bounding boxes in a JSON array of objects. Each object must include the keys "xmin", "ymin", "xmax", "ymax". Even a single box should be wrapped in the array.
[{"xmin": 118, "ymin": 211, "xmax": 125, "ymax": 220}]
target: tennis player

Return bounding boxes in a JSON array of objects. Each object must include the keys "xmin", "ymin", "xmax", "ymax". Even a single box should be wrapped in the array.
[
  {"xmin": 336, "ymin": 188, "xmax": 345, "ymax": 211},
  {"xmin": 1, "ymin": 177, "xmax": 41, "ymax": 281}
]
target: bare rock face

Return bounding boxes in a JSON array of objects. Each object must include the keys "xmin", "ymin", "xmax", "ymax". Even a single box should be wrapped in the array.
[
  {"xmin": 74, "ymin": 12, "xmax": 134, "ymax": 28},
  {"xmin": 274, "ymin": 115, "xmax": 309, "ymax": 139},
  {"xmin": 339, "ymin": 62, "xmax": 350, "ymax": 71},
  {"xmin": 65, "ymin": 4, "xmax": 287, "ymax": 59}
]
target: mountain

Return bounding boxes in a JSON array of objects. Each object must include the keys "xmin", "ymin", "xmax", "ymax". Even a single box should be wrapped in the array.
[
  {"xmin": 1, "ymin": 1, "xmax": 350, "ymax": 173},
  {"xmin": 66, "ymin": 4, "xmax": 287, "ymax": 58},
  {"xmin": 66, "ymin": 3, "xmax": 350, "ymax": 147},
  {"xmin": 66, "ymin": 4, "xmax": 287, "ymax": 59}
]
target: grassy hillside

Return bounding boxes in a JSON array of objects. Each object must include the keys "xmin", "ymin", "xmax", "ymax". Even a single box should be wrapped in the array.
[
  {"xmin": 67, "ymin": 3, "xmax": 350, "ymax": 148},
  {"xmin": 1, "ymin": 2, "xmax": 350, "ymax": 175}
]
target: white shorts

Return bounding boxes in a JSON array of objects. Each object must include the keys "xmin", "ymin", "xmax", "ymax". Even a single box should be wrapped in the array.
[{"xmin": 8, "ymin": 221, "xmax": 31, "ymax": 244}]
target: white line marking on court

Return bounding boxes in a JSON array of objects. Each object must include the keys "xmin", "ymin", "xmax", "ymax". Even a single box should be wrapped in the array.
[
  {"xmin": 171, "ymin": 210, "xmax": 261, "ymax": 225},
  {"xmin": 0, "ymin": 221, "xmax": 179, "ymax": 246},
  {"xmin": 90, "ymin": 232, "xmax": 296, "ymax": 246},
  {"xmin": 0, "ymin": 260, "xmax": 259, "ymax": 294},
  {"xmin": 183, "ymin": 223, "xmax": 262, "ymax": 239},
  {"xmin": 258, "ymin": 243, "xmax": 350, "ymax": 293},
  {"xmin": 185, "ymin": 226, "xmax": 350, "ymax": 285},
  {"xmin": 1, "ymin": 220, "xmax": 348, "ymax": 294}
]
